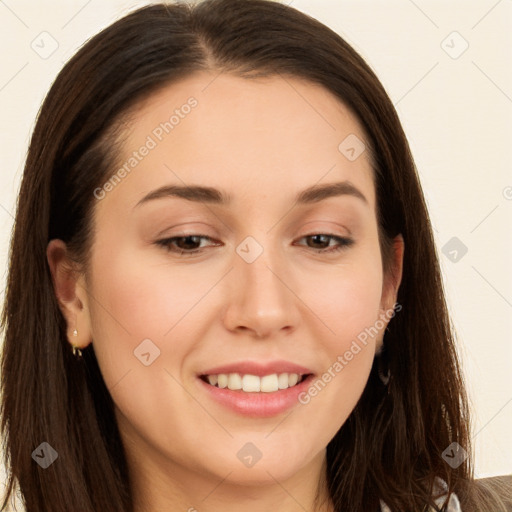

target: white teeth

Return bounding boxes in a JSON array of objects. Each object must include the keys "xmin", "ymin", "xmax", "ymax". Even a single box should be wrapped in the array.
[
  {"xmin": 228, "ymin": 373, "xmax": 242, "ymax": 390},
  {"xmin": 242, "ymin": 374, "xmax": 260, "ymax": 392},
  {"xmin": 278, "ymin": 373, "xmax": 289, "ymax": 389},
  {"xmin": 217, "ymin": 374, "xmax": 228, "ymax": 388},
  {"xmin": 260, "ymin": 374, "xmax": 279, "ymax": 393},
  {"xmin": 204, "ymin": 372, "xmax": 305, "ymax": 392}
]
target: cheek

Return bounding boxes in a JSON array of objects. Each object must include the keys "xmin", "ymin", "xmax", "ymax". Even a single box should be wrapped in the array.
[
  {"xmin": 85, "ymin": 241, "xmax": 202, "ymax": 389},
  {"xmin": 294, "ymin": 248, "xmax": 384, "ymax": 422},
  {"xmin": 85, "ymin": 247, "xmax": 215, "ymax": 453},
  {"xmin": 299, "ymin": 246, "xmax": 384, "ymax": 351}
]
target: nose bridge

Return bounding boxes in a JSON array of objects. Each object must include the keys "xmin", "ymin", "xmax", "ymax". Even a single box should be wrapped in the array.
[{"xmin": 223, "ymin": 235, "xmax": 299, "ymax": 337}]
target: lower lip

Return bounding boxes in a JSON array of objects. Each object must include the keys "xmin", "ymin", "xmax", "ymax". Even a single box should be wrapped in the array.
[{"xmin": 197, "ymin": 375, "xmax": 314, "ymax": 418}]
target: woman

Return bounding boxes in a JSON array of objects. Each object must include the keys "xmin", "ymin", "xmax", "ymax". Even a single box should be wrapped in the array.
[{"xmin": 1, "ymin": 0, "xmax": 510, "ymax": 510}]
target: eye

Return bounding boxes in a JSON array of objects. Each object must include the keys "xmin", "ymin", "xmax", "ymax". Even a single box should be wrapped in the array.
[
  {"xmin": 155, "ymin": 235, "xmax": 218, "ymax": 255},
  {"xmin": 295, "ymin": 234, "xmax": 354, "ymax": 253},
  {"xmin": 155, "ymin": 233, "xmax": 354, "ymax": 257}
]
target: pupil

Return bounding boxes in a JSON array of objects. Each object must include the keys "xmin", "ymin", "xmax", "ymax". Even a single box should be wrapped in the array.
[
  {"xmin": 310, "ymin": 234, "xmax": 328, "ymax": 248},
  {"xmin": 179, "ymin": 236, "xmax": 199, "ymax": 250}
]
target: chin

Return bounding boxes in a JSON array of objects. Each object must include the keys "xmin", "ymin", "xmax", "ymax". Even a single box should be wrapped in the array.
[{"xmin": 201, "ymin": 445, "xmax": 318, "ymax": 487}]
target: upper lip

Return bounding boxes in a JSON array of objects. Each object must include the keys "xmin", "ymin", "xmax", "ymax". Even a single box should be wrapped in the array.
[{"xmin": 199, "ymin": 360, "xmax": 315, "ymax": 377}]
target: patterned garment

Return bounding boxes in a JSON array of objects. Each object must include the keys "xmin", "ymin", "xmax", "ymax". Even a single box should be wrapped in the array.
[{"xmin": 380, "ymin": 478, "xmax": 462, "ymax": 512}]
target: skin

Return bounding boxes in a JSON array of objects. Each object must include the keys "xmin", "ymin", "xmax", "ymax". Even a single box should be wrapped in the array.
[{"xmin": 48, "ymin": 71, "xmax": 404, "ymax": 512}]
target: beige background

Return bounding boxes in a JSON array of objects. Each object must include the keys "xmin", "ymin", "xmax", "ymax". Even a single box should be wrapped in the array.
[{"xmin": 1, "ymin": 0, "xmax": 511, "ymax": 506}]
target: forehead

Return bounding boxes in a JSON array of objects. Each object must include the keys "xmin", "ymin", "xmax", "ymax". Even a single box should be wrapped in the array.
[{"xmin": 101, "ymin": 71, "xmax": 376, "ymax": 213}]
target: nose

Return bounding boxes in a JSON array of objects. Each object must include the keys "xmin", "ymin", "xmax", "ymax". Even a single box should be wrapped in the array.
[{"xmin": 222, "ymin": 246, "xmax": 301, "ymax": 339}]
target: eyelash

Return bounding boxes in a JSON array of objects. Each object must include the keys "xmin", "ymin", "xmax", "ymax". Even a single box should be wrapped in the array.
[{"xmin": 155, "ymin": 233, "xmax": 354, "ymax": 256}]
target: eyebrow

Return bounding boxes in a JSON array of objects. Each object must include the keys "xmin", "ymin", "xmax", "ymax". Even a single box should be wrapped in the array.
[{"xmin": 134, "ymin": 180, "xmax": 368, "ymax": 208}]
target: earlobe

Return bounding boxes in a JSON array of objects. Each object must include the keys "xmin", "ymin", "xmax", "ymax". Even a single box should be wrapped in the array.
[{"xmin": 46, "ymin": 239, "xmax": 92, "ymax": 350}]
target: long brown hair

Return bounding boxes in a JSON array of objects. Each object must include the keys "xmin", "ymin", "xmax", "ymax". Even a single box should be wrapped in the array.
[{"xmin": 1, "ymin": 1, "xmax": 509, "ymax": 511}]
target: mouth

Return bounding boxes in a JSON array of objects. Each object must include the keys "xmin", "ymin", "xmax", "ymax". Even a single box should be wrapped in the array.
[
  {"xmin": 199, "ymin": 372, "xmax": 312, "ymax": 393},
  {"xmin": 197, "ymin": 371, "xmax": 316, "ymax": 418},
  {"xmin": 196, "ymin": 360, "xmax": 316, "ymax": 417}
]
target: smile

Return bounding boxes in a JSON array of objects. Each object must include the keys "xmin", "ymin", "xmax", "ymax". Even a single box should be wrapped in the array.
[
  {"xmin": 200, "ymin": 372, "xmax": 309, "ymax": 393},
  {"xmin": 197, "ymin": 373, "xmax": 315, "ymax": 418}
]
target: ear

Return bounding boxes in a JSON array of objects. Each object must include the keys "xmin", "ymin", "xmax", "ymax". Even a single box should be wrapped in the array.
[
  {"xmin": 376, "ymin": 234, "xmax": 404, "ymax": 351},
  {"xmin": 46, "ymin": 239, "xmax": 92, "ymax": 350},
  {"xmin": 380, "ymin": 234, "xmax": 404, "ymax": 312}
]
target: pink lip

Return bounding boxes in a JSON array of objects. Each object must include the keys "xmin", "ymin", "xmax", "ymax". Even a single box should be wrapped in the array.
[
  {"xmin": 197, "ymin": 373, "xmax": 315, "ymax": 418},
  {"xmin": 199, "ymin": 360, "xmax": 314, "ymax": 377}
]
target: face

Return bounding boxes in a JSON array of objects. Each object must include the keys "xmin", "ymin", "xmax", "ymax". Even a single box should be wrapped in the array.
[{"xmin": 52, "ymin": 72, "xmax": 403, "ymax": 500}]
